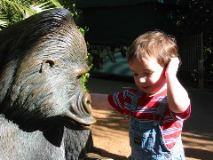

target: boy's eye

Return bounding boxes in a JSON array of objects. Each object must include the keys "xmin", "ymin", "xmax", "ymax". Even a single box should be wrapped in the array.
[
  {"xmin": 144, "ymin": 71, "xmax": 153, "ymax": 76},
  {"xmin": 133, "ymin": 72, "xmax": 138, "ymax": 77}
]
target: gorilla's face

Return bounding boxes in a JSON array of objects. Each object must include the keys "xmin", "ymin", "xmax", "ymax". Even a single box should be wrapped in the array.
[{"xmin": 0, "ymin": 9, "xmax": 95, "ymax": 126}]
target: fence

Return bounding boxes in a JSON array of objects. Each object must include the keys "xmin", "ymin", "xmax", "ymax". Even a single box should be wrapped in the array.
[{"xmin": 178, "ymin": 33, "xmax": 205, "ymax": 88}]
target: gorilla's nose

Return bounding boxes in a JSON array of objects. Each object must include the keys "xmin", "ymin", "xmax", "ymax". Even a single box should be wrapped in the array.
[
  {"xmin": 66, "ymin": 92, "xmax": 96, "ymax": 125},
  {"xmin": 83, "ymin": 92, "xmax": 92, "ymax": 114}
]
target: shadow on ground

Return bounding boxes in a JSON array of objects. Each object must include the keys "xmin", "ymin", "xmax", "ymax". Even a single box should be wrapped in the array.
[
  {"xmin": 92, "ymin": 147, "xmax": 128, "ymax": 160},
  {"xmin": 185, "ymin": 148, "xmax": 213, "ymax": 160}
]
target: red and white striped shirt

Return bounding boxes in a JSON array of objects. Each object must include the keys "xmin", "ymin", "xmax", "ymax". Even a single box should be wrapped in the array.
[{"xmin": 108, "ymin": 88, "xmax": 191, "ymax": 149}]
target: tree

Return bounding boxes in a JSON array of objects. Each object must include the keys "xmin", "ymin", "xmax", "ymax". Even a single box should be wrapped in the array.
[
  {"xmin": 0, "ymin": 0, "xmax": 64, "ymax": 30},
  {"xmin": 171, "ymin": 0, "xmax": 213, "ymax": 82}
]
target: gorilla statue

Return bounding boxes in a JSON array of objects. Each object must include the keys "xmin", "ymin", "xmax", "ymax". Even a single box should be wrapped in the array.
[{"xmin": 0, "ymin": 8, "xmax": 99, "ymax": 160}]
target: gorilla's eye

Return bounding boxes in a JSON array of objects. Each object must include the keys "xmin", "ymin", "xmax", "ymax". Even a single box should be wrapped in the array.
[{"xmin": 77, "ymin": 74, "xmax": 82, "ymax": 80}]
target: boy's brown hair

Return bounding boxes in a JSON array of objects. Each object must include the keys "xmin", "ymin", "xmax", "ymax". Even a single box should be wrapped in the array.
[{"xmin": 127, "ymin": 30, "xmax": 179, "ymax": 66}]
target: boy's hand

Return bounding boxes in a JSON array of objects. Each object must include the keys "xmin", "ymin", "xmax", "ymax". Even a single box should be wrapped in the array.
[
  {"xmin": 165, "ymin": 57, "xmax": 190, "ymax": 113},
  {"xmin": 165, "ymin": 57, "xmax": 180, "ymax": 78}
]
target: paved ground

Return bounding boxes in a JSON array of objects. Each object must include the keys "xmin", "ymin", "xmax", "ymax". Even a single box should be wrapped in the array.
[{"xmin": 87, "ymin": 77, "xmax": 213, "ymax": 160}]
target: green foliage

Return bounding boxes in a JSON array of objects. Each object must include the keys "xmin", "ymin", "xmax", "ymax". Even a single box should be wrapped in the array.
[
  {"xmin": 80, "ymin": 73, "xmax": 90, "ymax": 92},
  {"xmin": 0, "ymin": 0, "xmax": 63, "ymax": 29},
  {"xmin": 205, "ymin": 47, "xmax": 212, "ymax": 55},
  {"xmin": 0, "ymin": 14, "xmax": 8, "ymax": 29},
  {"xmin": 55, "ymin": 0, "xmax": 80, "ymax": 18}
]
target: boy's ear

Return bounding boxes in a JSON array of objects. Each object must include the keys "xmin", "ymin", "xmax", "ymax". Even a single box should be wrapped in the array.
[{"xmin": 163, "ymin": 64, "xmax": 168, "ymax": 72}]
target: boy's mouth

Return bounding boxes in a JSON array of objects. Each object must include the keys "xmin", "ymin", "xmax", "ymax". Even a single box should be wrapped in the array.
[{"xmin": 142, "ymin": 86, "xmax": 150, "ymax": 89}]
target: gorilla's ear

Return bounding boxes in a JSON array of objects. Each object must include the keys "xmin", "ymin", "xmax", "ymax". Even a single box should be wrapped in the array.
[{"xmin": 39, "ymin": 60, "xmax": 55, "ymax": 73}]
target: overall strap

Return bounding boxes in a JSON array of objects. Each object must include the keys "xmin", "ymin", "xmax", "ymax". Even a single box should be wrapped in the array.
[
  {"xmin": 154, "ymin": 96, "xmax": 168, "ymax": 125},
  {"xmin": 125, "ymin": 90, "xmax": 142, "ymax": 112}
]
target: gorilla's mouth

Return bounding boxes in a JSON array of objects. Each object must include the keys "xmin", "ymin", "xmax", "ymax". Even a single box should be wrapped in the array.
[{"xmin": 65, "ymin": 93, "xmax": 96, "ymax": 125}]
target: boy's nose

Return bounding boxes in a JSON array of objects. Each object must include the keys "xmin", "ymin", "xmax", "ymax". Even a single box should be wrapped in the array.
[{"xmin": 139, "ymin": 77, "xmax": 146, "ymax": 83}]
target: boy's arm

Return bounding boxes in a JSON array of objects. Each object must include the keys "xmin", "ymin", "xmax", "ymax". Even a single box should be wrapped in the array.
[
  {"xmin": 91, "ymin": 93, "xmax": 113, "ymax": 110},
  {"xmin": 165, "ymin": 57, "xmax": 191, "ymax": 113}
]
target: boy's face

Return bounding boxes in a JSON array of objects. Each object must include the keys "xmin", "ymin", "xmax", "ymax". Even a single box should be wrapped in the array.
[{"xmin": 129, "ymin": 56, "xmax": 166, "ymax": 96}]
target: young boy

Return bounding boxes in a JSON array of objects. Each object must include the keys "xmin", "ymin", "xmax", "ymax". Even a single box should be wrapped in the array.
[{"xmin": 91, "ymin": 31, "xmax": 191, "ymax": 160}]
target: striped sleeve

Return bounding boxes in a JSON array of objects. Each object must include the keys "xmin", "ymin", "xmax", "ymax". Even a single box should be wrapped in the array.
[
  {"xmin": 172, "ymin": 105, "xmax": 191, "ymax": 120},
  {"xmin": 108, "ymin": 89, "xmax": 136, "ymax": 114}
]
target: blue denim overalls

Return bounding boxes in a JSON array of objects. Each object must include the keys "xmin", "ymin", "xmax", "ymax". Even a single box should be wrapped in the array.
[{"xmin": 127, "ymin": 95, "xmax": 185, "ymax": 160}]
